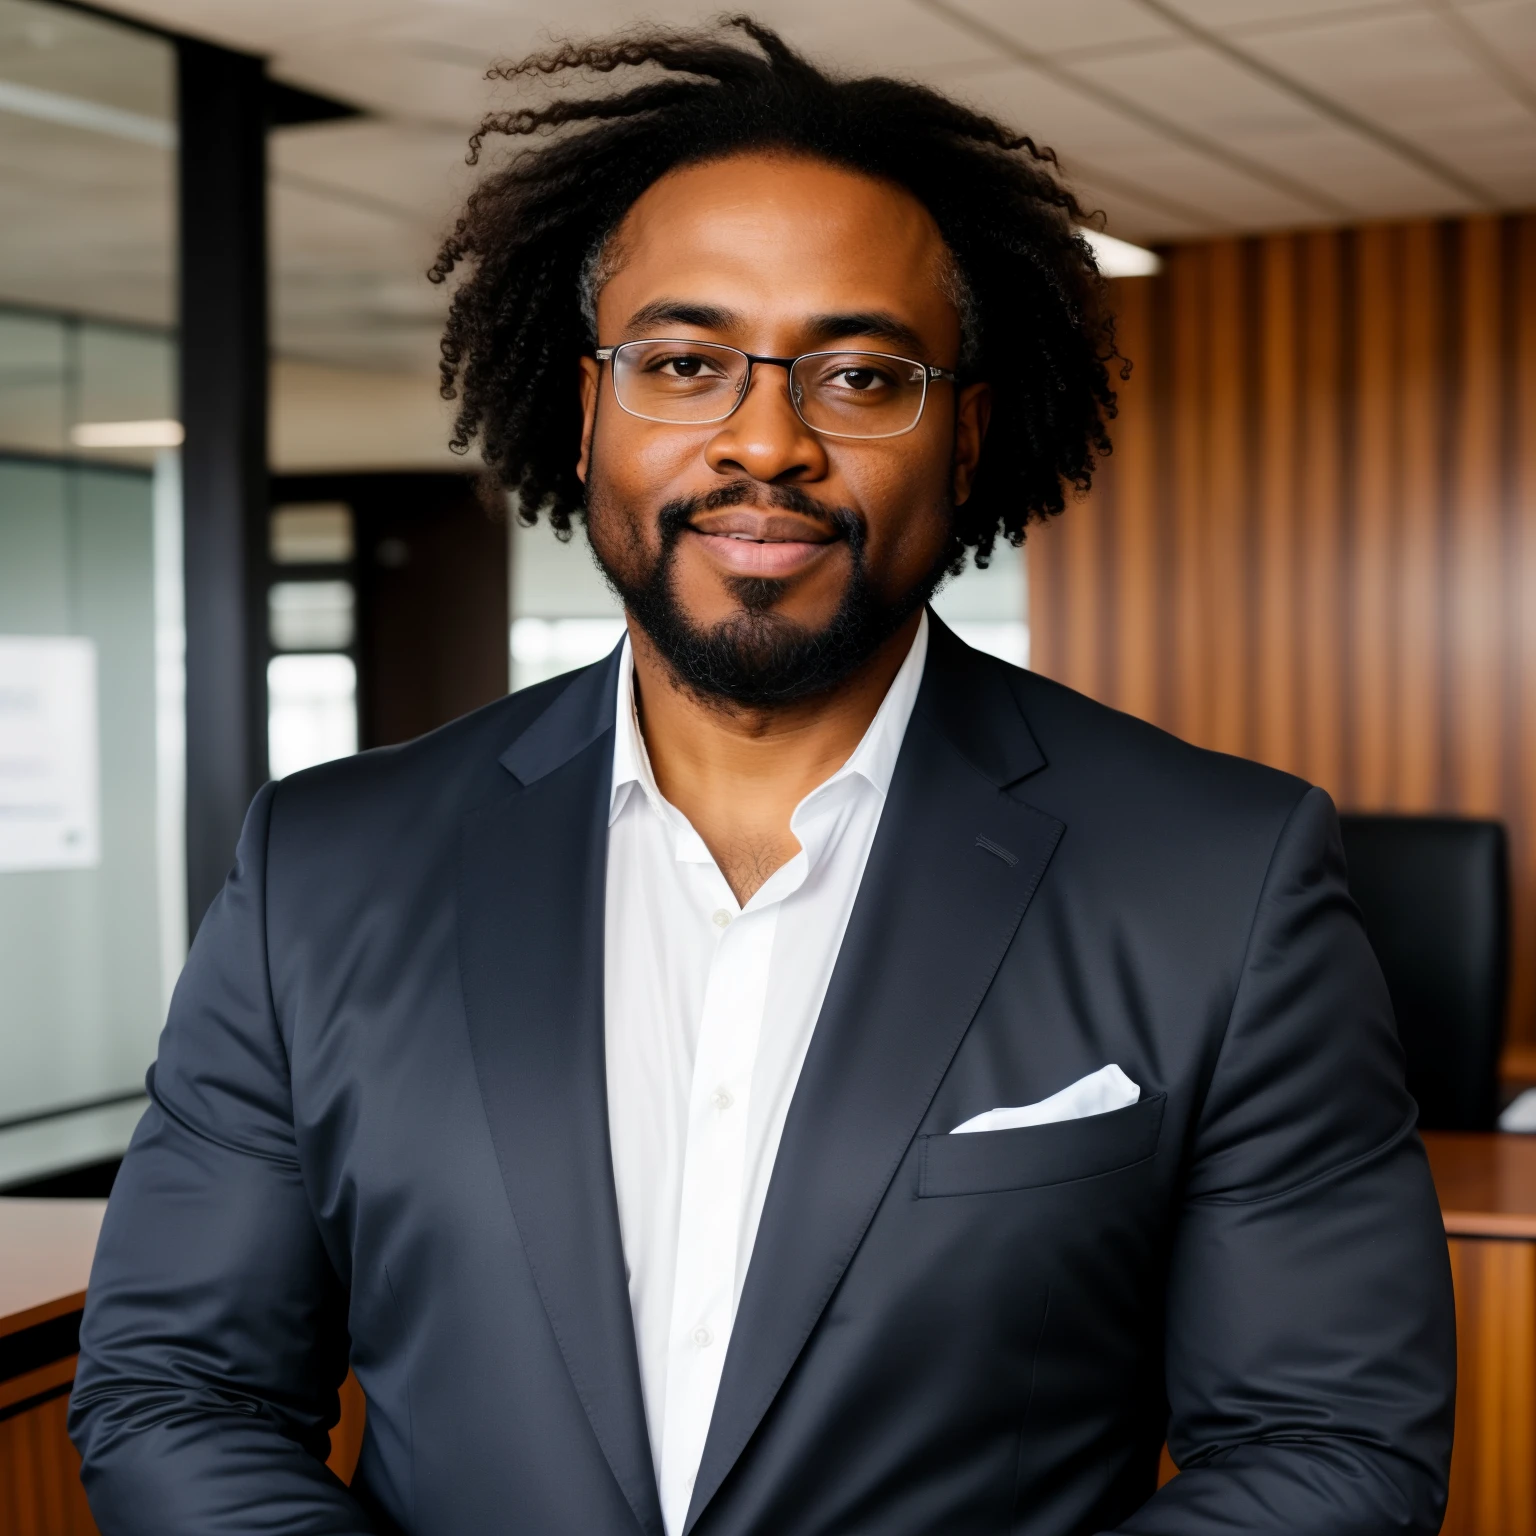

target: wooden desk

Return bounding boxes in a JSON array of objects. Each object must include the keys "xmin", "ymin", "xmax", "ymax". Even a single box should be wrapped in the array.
[
  {"xmin": 0, "ymin": 1198, "xmax": 105, "ymax": 1536},
  {"xmin": 0, "ymin": 1196, "xmax": 364, "ymax": 1533},
  {"xmin": 1424, "ymin": 1132, "xmax": 1536, "ymax": 1536}
]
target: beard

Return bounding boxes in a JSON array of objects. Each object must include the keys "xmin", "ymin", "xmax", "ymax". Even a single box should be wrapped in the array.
[{"xmin": 584, "ymin": 473, "xmax": 952, "ymax": 709}]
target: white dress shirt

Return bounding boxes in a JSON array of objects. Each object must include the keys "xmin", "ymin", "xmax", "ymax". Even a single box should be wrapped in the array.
[{"xmin": 603, "ymin": 612, "xmax": 928, "ymax": 1535}]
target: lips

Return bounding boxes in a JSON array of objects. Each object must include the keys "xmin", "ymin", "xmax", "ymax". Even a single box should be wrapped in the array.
[{"xmin": 685, "ymin": 508, "xmax": 840, "ymax": 579}]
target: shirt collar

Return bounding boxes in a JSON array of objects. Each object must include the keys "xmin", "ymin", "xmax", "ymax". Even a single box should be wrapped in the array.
[{"xmin": 608, "ymin": 610, "xmax": 929, "ymax": 830}]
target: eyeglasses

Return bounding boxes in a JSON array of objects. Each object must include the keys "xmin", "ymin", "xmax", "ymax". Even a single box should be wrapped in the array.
[{"xmin": 593, "ymin": 339, "xmax": 957, "ymax": 440}]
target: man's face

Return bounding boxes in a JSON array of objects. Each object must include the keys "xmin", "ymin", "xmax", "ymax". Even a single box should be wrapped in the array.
[{"xmin": 577, "ymin": 152, "xmax": 989, "ymax": 706}]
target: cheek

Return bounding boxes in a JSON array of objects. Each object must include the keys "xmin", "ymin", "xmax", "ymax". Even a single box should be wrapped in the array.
[
  {"xmin": 592, "ymin": 408, "xmax": 701, "ymax": 496},
  {"xmin": 844, "ymin": 441, "xmax": 954, "ymax": 580}
]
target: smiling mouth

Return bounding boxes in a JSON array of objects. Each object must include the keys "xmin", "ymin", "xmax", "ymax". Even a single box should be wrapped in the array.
[{"xmin": 687, "ymin": 518, "xmax": 840, "ymax": 578}]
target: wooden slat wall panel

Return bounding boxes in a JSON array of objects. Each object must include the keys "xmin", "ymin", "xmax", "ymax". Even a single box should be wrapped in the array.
[
  {"xmin": 1442, "ymin": 1237, "xmax": 1536, "ymax": 1536},
  {"xmin": 1515, "ymin": 220, "xmax": 1536, "ymax": 1046},
  {"xmin": 1030, "ymin": 214, "xmax": 1536, "ymax": 1055},
  {"xmin": 0, "ymin": 1392, "xmax": 98, "ymax": 1536}
]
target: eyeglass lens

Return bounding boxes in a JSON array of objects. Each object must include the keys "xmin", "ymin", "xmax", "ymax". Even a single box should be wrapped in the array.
[{"xmin": 611, "ymin": 341, "xmax": 929, "ymax": 437}]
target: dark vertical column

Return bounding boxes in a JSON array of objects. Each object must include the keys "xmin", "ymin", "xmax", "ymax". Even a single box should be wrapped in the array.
[{"xmin": 178, "ymin": 39, "xmax": 269, "ymax": 933}]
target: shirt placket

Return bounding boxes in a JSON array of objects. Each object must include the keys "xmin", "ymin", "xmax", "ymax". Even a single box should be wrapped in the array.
[{"xmin": 657, "ymin": 889, "xmax": 780, "ymax": 1530}]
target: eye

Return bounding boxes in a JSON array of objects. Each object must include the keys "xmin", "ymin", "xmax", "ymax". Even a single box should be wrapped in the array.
[
  {"xmin": 818, "ymin": 361, "xmax": 899, "ymax": 395},
  {"xmin": 643, "ymin": 351, "xmax": 729, "ymax": 380},
  {"xmin": 837, "ymin": 367, "xmax": 883, "ymax": 391}
]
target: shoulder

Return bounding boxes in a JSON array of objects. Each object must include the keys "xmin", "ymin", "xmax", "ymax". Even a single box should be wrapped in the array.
[
  {"xmin": 961, "ymin": 652, "xmax": 1338, "ymax": 993},
  {"xmin": 1009, "ymin": 662, "xmax": 1309, "ymax": 821},
  {"xmin": 944, "ymin": 646, "xmax": 1320, "ymax": 906}
]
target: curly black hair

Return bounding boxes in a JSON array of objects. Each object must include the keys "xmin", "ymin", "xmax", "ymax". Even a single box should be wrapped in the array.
[{"xmin": 430, "ymin": 15, "xmax": 1122, "ymax": 567}]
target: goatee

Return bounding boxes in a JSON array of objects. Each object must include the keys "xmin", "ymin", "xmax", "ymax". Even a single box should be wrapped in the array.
[{"xmin": 585, "ymin": 477, "xmax": 950, "ymax": 709}]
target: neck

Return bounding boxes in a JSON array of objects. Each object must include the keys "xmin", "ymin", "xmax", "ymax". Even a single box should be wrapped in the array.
[{"xmin": 628, "ymin": 610, "xmax": 921, "ymax": 905}]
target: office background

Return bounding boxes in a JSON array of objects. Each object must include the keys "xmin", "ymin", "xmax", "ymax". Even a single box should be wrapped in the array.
[{"xmin": 4, "ymin": 2, "xmax": 1536, "ymax": 1531}]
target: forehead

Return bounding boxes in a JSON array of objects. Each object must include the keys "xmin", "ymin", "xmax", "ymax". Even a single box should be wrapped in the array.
[{"xmin": 603, "ymin": 152, "xmax": 954, "ymax": 328}]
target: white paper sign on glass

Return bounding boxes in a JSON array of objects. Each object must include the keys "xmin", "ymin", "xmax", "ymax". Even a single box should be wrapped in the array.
[{"xmin": 0, "ymin": 636, "xmax": 101, "ymax": 873}]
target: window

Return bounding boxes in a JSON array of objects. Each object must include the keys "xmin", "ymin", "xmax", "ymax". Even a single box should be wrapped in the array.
[
  {"xmin": 0, "ymin": 0, "xmax": 179, "ymax": 1185},
  {"xmin": 509, "ymin": 514, "xmax": 626, "ymax": 692},
  {"xmin": 265, "ymin": 502, "xmax": 359, "ymax": 778}
]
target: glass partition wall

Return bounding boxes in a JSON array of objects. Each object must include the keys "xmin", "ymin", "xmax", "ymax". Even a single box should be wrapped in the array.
[{"xmin": 0, "ymin": 0, "xmax": 180, "ymax": 1186}]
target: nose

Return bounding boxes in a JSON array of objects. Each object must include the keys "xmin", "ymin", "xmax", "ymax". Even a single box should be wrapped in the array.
[{"xmin": 703, "ymin": 361, "xmax": 829, "ymax": 485}]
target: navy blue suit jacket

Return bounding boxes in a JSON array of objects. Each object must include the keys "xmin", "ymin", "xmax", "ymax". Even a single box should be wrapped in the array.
[{"xmin": 71, "ymin": 618, "xmax": 1454, "ymax": 1534}]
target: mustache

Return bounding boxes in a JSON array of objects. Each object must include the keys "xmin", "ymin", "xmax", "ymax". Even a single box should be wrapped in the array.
[
  {"xmin": 650, "ymin": 480, "xmax": 866, "ymax": 617},
  {"xmin": 654, "ymin": 480, "xmax": 864, "ymax": 547}
]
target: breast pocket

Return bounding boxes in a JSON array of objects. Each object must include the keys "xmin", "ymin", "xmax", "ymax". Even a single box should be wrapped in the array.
[{"xmin": 917, "ymin": 1093, "xmax": 1167, "ymax": 1197}]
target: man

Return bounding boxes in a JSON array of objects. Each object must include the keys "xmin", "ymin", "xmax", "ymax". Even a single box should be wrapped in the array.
[{"xmin": 73, "ymin": 19, "xmax": 1454, "ymax": 1536}]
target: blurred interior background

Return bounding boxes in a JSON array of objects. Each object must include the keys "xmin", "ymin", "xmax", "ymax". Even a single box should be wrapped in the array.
[{"xmin": 5, "ymin": 4, "xmax": 1536, "ymax": 1530}]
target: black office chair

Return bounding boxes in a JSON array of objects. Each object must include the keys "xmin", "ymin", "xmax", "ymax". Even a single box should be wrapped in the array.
[{"xmin": 1338, "ymin": 814, "xmax": 1509, "ymax": 1131}]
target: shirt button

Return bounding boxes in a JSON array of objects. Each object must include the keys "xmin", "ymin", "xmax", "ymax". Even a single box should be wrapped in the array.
[
  {"xmin": 692, "ymin": 1324, "xmax": 713, "ymax": 1348},
  {"xmin": 711, "ymin": 1086, "xmax": 734, "ymax": 1111},
  {"xmin": 711, "ymin": 908, "xmax": 732, "ymax": 928}
]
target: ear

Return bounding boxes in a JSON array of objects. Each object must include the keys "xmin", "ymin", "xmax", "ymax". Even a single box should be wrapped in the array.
[
  {"xmin": 576, "ymin": 355, "xmax": 601, "ymax": 485},
  {"xmin": 951, "ymin": 381, "xmax": 992, "ymax": 506}
]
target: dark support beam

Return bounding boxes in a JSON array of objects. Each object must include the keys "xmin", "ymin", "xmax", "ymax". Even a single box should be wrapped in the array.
[{"xmin": 178, "ymin": 39, "xmax": 270, "ymax": 934}]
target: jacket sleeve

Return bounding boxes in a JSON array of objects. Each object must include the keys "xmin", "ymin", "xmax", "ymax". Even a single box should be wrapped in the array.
[
  {"xmin": 1111, "ymin": 786, "xmax": 1456, "ymax": 1536},
  {"xmin": 69, "ymin": 783, "xmax": 379, "ymax": 1535}
]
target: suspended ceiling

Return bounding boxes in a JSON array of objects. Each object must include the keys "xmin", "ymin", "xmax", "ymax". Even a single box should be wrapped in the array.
[{"xmin": 2, "ymin": 0, "xmax": 1534, "ymax": 419}]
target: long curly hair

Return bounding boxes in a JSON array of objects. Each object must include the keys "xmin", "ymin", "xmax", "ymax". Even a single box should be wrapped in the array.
[{"xmin": 430, "ymin": 15, "xmax": 1123, "ymax": 566}]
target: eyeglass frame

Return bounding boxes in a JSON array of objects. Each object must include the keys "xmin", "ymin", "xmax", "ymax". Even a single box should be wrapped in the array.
[{"xmin": 592, "ymin": 340, "xmax": 959, "ymax": 440}]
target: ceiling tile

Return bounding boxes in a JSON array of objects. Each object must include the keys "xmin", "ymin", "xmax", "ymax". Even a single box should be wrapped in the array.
[
  {"xmin": 373, "ymin": 0, "xmax": 993, "ymax": 74},
  {"xmin": 271, "ymin": 44, "xmax": 501, "ymax": 127},
  {"xmin": 1443, "ymin": 0, "xmax": 1536, "ymax": 95},
  {"xmin": 938, "ymin": 0, "xmax": 1175, "ymax": 55},
  {"xmin": 953, "ymin": 64, "xmax": 1327, "ymax": 227},
  {"xmin": 1167, "ymin": 0, "xmax": 1413, "ymax": 30},
  {"xmin": 76, "ymin": 0, "xmax": 1536, "ymax": 383},
  {"xmin": 758, "ymin": 2, "xmax": 999, "ymax": 76},
  {"xmin": 1077, "ymin": 39, "xmax": 1479, "ymax": 211},
  {"xmin": 108, "ymin": 0, "xmax": 422, "ymax": 55},
  {"xmin": 270, "ymin": 119, "xmax": 470, "ymax": 215},
  {"xmin": 1062, "ymin": 172, "xmax": 1211, "ymax": 240},
  {"xmin": 1239, "ymin": 9, "xmax": 1536, "ymax": 197}
]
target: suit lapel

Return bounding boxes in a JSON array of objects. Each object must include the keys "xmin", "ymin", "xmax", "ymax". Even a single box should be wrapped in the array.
[
  {"xmin": 685, "ymin": 622, "xmax": 1065, "ymax": 1532},
  {"xmin": 457, "ymin": 650, "xmax": 664, "ymax": 1536}
]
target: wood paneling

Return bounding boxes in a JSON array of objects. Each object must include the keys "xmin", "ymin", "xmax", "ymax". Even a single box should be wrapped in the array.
[
  {"xmin": 1428, "ymin": 1133, "xmax": 1536, "ymax": 1533},
  {"xmin": 1443, "ymin": 1236, "xmax": 1536, "ymax": 1536},
  {"xmin": 1031, "ymin": 214, "xmax": 1536, "ymax": 1052},
  {"xmin": 328, "ymin": 1367, "xmax": 366, "ymax": 1484},
  {"xmin": 0, "ymin": 1390, "xmax": 98, "ymax": 1536},
  {"xmin": 0, "ymin": 1362, "xmax": 363, "ymax": 1535}
]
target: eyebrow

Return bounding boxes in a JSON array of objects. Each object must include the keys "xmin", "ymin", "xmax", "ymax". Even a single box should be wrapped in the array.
[
  {"xmin": 802, "ymin": 310, "xmax": 928, "ymax": 357},
  {"xmin": 623, "ymin": 300, "xmax": 930, "ymax": 359},
  {"xmin": 625, "ymin": 299, "xmax": 736, "ymax": 333}
]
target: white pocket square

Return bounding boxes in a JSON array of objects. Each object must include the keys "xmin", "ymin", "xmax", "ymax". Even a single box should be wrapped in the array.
[{"xmin": 950, "ymin": 1064, "xmax": 1140, "ymax": 1134}]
